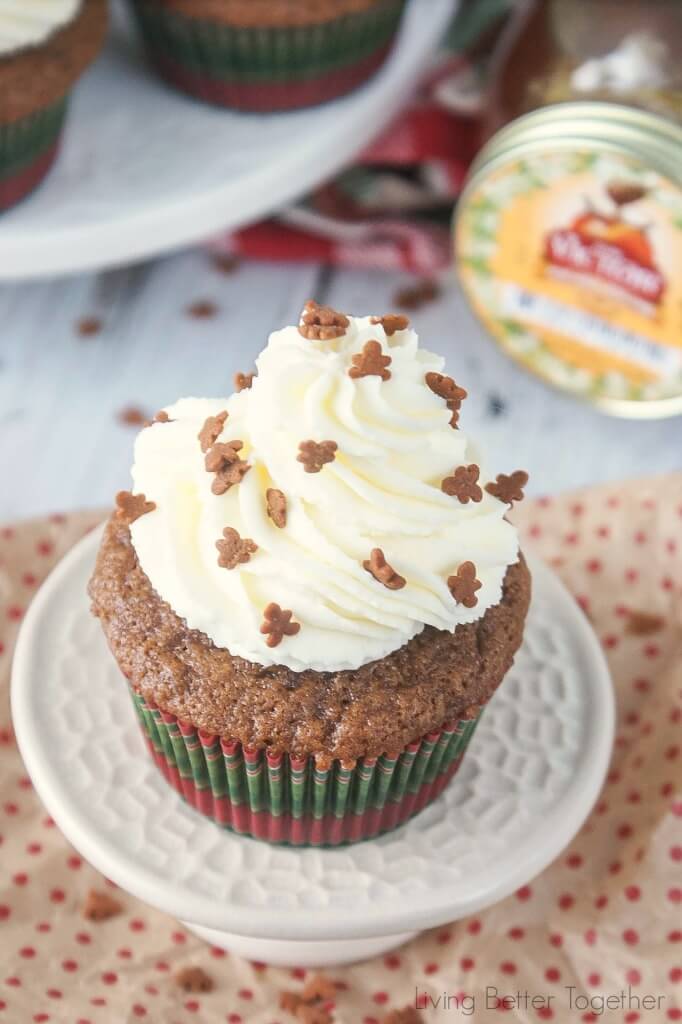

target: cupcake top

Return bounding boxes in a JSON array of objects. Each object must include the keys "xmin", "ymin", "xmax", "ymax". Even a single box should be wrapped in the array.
[
  {"xmin": 126, "ymin": 303, "xmax": 527, "ymax": 674},
  {"xmin": 0, "ymin": 0, "xmax": 81, "ymax": 56}
]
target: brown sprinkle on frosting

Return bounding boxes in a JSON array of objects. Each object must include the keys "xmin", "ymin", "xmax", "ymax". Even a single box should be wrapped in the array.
[
  {"xmin": 234, "ymin": 372, "xmax": 255, "ymax": 392},
  {"xmin": 266, "ymin": 488, "xmax": 287, "ymax": 528},
  {"xmin": 297, "ymin": 440, "xmax": 338, "ymax": 473},
  {"xmin": 205, "ymin": 440, "xmax": 251, "ymax": 495},
  {"xmin": 260, "ymin": 603, "xmax": 300, "ymax": 648},
  {"xmin": 426, "ymin": 371, "xmax": 467, "ymax": 427},
  {"xmin": 370, "ymin": 313, "xmax": 410, "ymax": 336},
  {"xmin": 175, "ymin": 966, "xmax": 213, "ymax": 993},
  {"xmin": 441, "ymin": 465, "xmax": 482, "ymax": 504},
  {"xmin": 349, "ymin": 340, "xmax": 392, "ymax": 380},
  {"xmin": 299, "ymin": 299, "xmax": 349, "ymax": 341},
  {"xmin": 485, "ymin": 470, "xmax": 529, "ymax": 505},
  {"xmin": 363, "ymin": 548, "xmax": 406, "ymax": 590},
  {"xmin": 115, "ymin": 490, "xmax": 156, "ymax": 523},
  {"xmin": 198, "ymin": 410, "xmax": 228, "ymax": 453},
  {"xmin": 216, "ymin": 527, "xmax": 258, "ymax": 569},
  {"xmin": 82, "ymin": 889, "xmax": 122, "ymax": 922},
  {"xmin": 144, "ymin": 409, "xmax": 171, "ymax": 428},
  {"xmin": 448, "ymin": 561, "xmax": 481, "ymax": 608}
]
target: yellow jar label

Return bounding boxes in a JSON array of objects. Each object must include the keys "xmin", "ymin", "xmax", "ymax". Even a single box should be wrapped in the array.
[{"xmin": 457, "ymin": 150, "xmax": 682, "ymax": 405}]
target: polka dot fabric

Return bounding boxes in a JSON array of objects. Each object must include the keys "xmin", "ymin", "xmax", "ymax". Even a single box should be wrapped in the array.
[{"xmin": 0, "ymin": 478, "xmax": 680, "ymax": 1023}]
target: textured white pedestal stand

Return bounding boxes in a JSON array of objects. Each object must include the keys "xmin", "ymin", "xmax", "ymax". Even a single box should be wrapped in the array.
[{"xmin": 12, "ymin": 530, "xmax": 614, "ymax": 967}]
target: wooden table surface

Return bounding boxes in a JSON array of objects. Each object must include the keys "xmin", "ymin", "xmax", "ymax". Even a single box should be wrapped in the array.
[{"xmin": 1, "ymin": 250, "xmax": 680, "ymax": 523}]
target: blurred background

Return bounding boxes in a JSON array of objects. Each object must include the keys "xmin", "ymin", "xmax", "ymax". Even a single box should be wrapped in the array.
[{"xmin": 1, "ymin": 0, "xmax": 681, "ymax": 521}]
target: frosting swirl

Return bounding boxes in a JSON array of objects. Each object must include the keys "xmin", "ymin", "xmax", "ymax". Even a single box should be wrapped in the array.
[
  {"xmin": 129, "ymin": 314, "xmax": 521, "ymax": 672},
  {"xmin": 0, "ymin": 0, "xmax": 81, "ymax": 56}
]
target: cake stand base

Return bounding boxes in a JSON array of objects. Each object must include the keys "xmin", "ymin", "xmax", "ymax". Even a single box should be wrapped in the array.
[
  {"xmin": 183, "ymin": 923, "xmax": 418, "ymax": 967},
  {"xmin": 11, "ymin": 529, "xmax": 614, "ymax": 967}
]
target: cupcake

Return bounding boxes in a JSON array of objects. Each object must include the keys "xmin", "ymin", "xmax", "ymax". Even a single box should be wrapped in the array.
[
  {"xmin": 128, "ymin": 0, "xmax": 407, "ymax": 112},
  {"xmin": 89, "ymin": 303, "xmax": 531, "ymax": 847},
  {"xmin": 0, "ymin": 0, "xmax": 107, "ymax": 212}
]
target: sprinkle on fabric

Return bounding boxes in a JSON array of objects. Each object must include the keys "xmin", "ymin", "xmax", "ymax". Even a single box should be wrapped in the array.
[
  {"xmin": 175, "ymin": 966, "xmax": 214, "ymax": 993},
  {"xmin": 260, "ymin": 603, "xmax": 300, "ymax": 648},
  {"xmin": 394, "ymin": 278, "xmax": 441, "ymax": 310},
  {"xmin": 82, "ymin": 889, "xmax": 122, "ymax": 922},
  {"xmin": 441, "ymin": 465, "xmax": 482, "ymax": 503},
  {"xmin": 626, "ymin": 610, "xmax": 665, "ymax": 636},
  {"xmin": 370, "ymin": 314, "xmax": 410, "ymax": 336},
  {"xmin": 299, "ymin": 300, "xmax": 349, "ymax": 340},
  {"xmin": 198, "ymin": 410, "xmax": 228, "ymax": 453},
  {"xmin": 280, "ymin": 974, "xmax": 337, "ymax": 1022},
  {"xmin": 382, "ymin": 1008, "xmax": 425, "ymax": 1024},
  {"xmin": 234, "ymin": 372, "xmax": 254, "ymax": 392},
  {"xmin": 447, "ymin": 562, "xmax": 482, "ymax": 608},
  {"xmin": 266, "ymin": 488, "xmax": 287, "ymax": 528},
  {"xmin": 349, "ymin": 340, "xmax": 392, "ymax": 380},
  {"xmin": 486, "ymin": 470, "xmax": 529, "ymax": 505},
  {"xmin": 216, "ymin": 527, "xmax": 258, "ymax": 569},
  {"xmin": 363, "ymin": 548, "xmax": 406, "ymax": 590},
  {"xmin": 204, "ymin": 441, "xmax": 251, "ymax": 495},
  {"xmin": 297, "ymin": 440, "xmax": 338, "ymax": 473},
  {"xmin": 115, "ymin": 491, "xmax": 156, "ymax": 523}
]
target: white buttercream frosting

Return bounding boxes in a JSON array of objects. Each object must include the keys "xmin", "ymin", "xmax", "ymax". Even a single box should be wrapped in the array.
[
  {"xmin": 0, "ymin": 0, "xmax": 81, "ymax": 57},
  {"xmin": 129, "ymin": 314, "xmax": 521, "ymax": 672}
]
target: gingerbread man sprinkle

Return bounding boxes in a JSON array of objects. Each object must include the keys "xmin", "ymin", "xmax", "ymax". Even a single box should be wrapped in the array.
[
  {"xmin": 297, "ymin": 440, "xmax": 338, "ymax": 473},
  {"xmin": 82, "ymin": 889, "xmax": 123, "ymax": 922},
  {"xmin": 216, "ymin": 527, "xmax": 258, "ymax": 569},
  {"xmin": 145, "ymin": 409, "xmax": 171, "ymax": 427},
  {"xmin": 198, "ymin": 410, "xmax": 228, "ymax": 453},
  {"xmin": 349, "ymin": 340, "xmax": 392, "ymax": 381},
  {"xmin": 205, "ymin": 440, "xmax": 251, "ymax": 495},
  {"xmin": 174, "ymin": 967, "xmax": 213, "ymax": 993},
  {"xmin": 441, "ymin": 465, "xmax": 482, "ymax": 504},
  {"xmin": 363, "ymin": 548, "xmax": 406, "ymax": 590},
  {"xmin": 115, "ymin": 490, "xmax": 156, "ymax": 523},
  {"xmin": 266, "ymin": 488, "xmax": 287, "ymax": 528},
  {"xmin": 447, "ymin": 562, "xmax": 481, "ymax": 608},
  {"xmin": 425, "ymin": 371, "xmax": 467, "ymax": 428},
  {"xmin": 370, "ymin": 313, "xmax": 410, "ymax": 336},
  {"xmin": 485, "ymin": 470, "xmax": 528, "ymax": 505},
  {"xmin": 234, "ymin": 372, "xmax": 254, "ymax": 392},
  {"xmin": 299, "ymin": 300, "xmax": 349, "ymax": 340},
  {"xmin": 260, "ymin": 603, "xmax": 300, "ymax": 647}
]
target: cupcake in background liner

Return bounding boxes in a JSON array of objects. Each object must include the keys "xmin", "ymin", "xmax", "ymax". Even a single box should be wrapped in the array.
[
  {"xmin": 128, "ymin": 0, "xmax": 407, "ymax": 111},
  {"xmin": 0, "ymin": 0, "xmax": 107, "ymax": 213},
  {"xmin": 88, "ymin": 303, "xmax": 532, "ymax": 847}
]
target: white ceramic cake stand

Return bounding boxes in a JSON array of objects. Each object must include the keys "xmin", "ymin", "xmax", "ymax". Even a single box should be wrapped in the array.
[
  {"xmin": 0, "ymin": 0, "xmax": 457, "ymax": 281},
  {"xmin": 11, "ymin": 527, "xmax": 614, "ymax": 967}
]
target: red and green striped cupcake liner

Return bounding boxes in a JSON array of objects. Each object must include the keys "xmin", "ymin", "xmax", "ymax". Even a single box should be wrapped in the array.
[
  {"xmin": 131, "ymin": 689, "xmax": 484, "ymax": 846},
  {"xmin": 0, "ymin": 98, "xmax": 67, "ymax": 212},
  {"xmin": 129, "ymin": 0, "xmax": 406, "ymax": 111}
]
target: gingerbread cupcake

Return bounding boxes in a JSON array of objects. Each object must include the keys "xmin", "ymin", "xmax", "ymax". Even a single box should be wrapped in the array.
[
  {"xmin": 128, "ymin": 0, "xmax": 407, "ymax": 111},
  {"xmin": 0, "ymin": 0, "xmax": 107, "ymax": 212},
  {"xmin": 89, "ymin": 303, "xmax": 531, "ymax": 846}
]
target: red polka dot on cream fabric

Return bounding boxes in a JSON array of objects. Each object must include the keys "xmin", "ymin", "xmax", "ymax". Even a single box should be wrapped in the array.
[{"xmin": 0, "ymin": 481, "xmax": 680, "ymax": 1021}]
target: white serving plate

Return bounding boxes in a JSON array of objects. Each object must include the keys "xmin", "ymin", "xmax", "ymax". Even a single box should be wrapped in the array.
[
  {"xmin": 0, "ymin": 0, "xmax": 457, "ymax": 281},
  {"xmin": 11, "ymin": 526, "xmax": 614, "ymax": 965}
]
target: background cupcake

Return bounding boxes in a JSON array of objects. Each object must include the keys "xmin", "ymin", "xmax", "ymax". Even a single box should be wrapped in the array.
[
  {"xmin": 89, "ymin": 304, "xmax": 531, "ymax": 847},
  {"xmin": 0, "ymin": 0, "xmax": 107, "ymax": 213},
  {"xmin": 128, "ymin": 0, "xmax": 407, "ymax": 112}
]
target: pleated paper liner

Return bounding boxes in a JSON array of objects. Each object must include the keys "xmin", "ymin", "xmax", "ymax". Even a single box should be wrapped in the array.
[
  {"xmin": 0, "ymin": 98, "xmax": 67, "ymax": 212},
  {"xmin": 131, "ymin": 689, "xmax": 484, "ymax": 847},
  {"xmin": 129, "ymin": 0, "xmax": 406, "ymax": 111}
]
